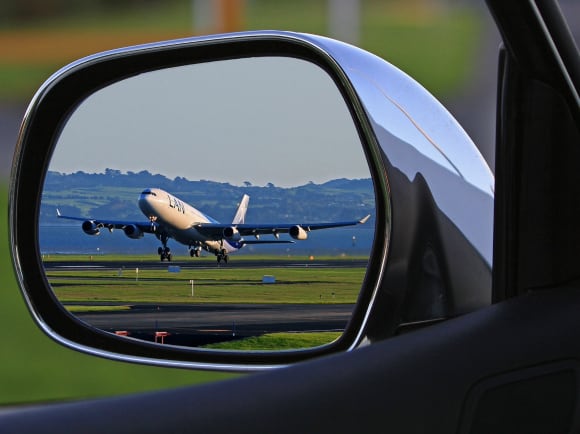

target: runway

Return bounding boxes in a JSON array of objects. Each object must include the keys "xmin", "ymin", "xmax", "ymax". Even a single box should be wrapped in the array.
[
  {"xmin": 73, "ymin": 302, "xmax": 353, "ymax": 347},
  {"xmin": 48, "ymin": 257, "xmax": 363, "ymax": 348},
  {"xmin": 45, "ymin": 257, "xmax": 368, "ymax": 272}
]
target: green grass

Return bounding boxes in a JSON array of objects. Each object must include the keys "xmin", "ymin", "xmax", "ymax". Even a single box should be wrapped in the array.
[
  {"xmin": 47, "ymin": 265, "xmax": 365, "ymax": 305},
  {"xmin": 360, "ymin": 8, "xmax": 481, "ymax": 95},
  {"xmin": 0, "ymin": 64, "xmax": 60, "ymax": 101},
  {"xmin": 0, "ymin": 185, "xmax": 234, "ymax": 406},
  {"xmin": 204, "ymin": 332, "xmax": 342, "ymax": 351}
]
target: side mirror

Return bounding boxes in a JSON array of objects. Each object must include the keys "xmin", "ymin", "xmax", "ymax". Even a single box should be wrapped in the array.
[{"xmin": 10, "ymin": 31, "xmax": 493, "ymax": 371}]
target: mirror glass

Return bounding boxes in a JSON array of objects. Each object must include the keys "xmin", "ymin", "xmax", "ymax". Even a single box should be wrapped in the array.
[{"xmin": 39, "ymin": 56, "xmax": 375, "ymax": 351}]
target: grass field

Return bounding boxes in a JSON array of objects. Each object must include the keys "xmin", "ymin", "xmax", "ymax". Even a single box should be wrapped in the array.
[
  {"xmin": 43, "ymin": 254, "xmax": 365, "ymax": 351},
  {"xmin": 0, "ymin": 185, "xmax": 234, "ymax": 406},
  {"xmin": 48, "ymin": 265, "xmax": 365, "ymax": 305},
  {"xmin": 204, "ymin": 332, "xmax": 342, "ymax": 351},
  {"xmin": 0, "ymin": 0, "xmax": 481, "ymax": 101}
]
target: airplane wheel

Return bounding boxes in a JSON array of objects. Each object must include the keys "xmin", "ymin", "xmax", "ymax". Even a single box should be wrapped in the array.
[
  {"xmin": 157, "ymin": 247, "xmax": 163, "ymax": 255},
  {"xmin": 167, "ymin": 253, "xmax": 172, "ymax": 262},
  {"xmin": 217, "ymin": 256, "xmax": 221, "ymax": 263},
  {"xmin": 190, "ymin": 249, "xmax": 194, "ymax": 257},
  {"xmin": 224, "ymin": 255, "xmax": 228, "ymax": 264}
]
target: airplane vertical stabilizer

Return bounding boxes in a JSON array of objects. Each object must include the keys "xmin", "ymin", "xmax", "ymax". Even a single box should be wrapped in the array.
[{"xmin": 232, "ymin": 194, "xmax": 250, "ymax": 224}]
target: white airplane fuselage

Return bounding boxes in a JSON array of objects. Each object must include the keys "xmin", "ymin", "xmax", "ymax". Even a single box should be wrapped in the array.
[{"xmin": 138, "ymin": 188, "xmax": 240, "ymax": 254}]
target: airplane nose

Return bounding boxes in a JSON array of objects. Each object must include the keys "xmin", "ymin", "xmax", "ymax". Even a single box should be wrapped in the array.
[{"xmin": 139, "ymin": 189, "xmax": 158, "ymax": 215}]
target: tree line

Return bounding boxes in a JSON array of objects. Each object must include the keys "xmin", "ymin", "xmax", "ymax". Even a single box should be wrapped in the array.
[{"xmin": 41, "ymin": 170, "xmax": 375, "ymax": 225}]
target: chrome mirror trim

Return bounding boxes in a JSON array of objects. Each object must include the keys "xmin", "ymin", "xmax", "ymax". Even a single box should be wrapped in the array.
[{"xmin": 10, "ymin": 30, "xmax": 493, "ymax": 370}]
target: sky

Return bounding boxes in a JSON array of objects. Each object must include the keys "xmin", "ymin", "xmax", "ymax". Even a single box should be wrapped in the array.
[{"xmin": 50, "ymin": 56, "xmax": 371, "ymax": 188}]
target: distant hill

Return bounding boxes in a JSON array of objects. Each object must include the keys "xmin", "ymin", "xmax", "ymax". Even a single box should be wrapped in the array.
[{"xmin": 41, "ymin": 169, "xmax": 375, "ymax": 226}]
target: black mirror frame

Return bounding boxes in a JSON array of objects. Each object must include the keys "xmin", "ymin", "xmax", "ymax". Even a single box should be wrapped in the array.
[{"xmin": 9, "ymin": 33, "xmax": 390, "ymax": 370}]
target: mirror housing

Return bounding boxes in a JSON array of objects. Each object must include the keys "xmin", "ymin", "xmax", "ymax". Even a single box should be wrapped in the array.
[{"xmin": 10, "ymin": 31, "xmax": 493, "ymax": 370}]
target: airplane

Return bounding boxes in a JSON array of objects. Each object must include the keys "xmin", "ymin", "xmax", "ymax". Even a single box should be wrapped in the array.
[{"xmin": 56, "ymin": 188, "xmax": 371, "ymax": 263}]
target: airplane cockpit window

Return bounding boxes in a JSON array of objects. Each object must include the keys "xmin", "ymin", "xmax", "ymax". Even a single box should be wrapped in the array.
[{"xmin": 39, "ymin": 56, "xmax": 376, "ymax": 352}]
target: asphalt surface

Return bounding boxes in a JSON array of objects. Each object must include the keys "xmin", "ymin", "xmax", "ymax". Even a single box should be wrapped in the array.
[
  {"xmin": 45, "ymin": 257, "xmax": 368, "ymax": 271},
  {"xmin": 75, "ymin": 302, "xmax": 353, "ymax": 347}
]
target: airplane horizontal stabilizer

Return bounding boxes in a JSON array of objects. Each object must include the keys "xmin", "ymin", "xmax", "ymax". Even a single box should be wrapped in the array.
[{"xmin": 240, "ymin": 240, "xmax": 295, "ymax": 245}]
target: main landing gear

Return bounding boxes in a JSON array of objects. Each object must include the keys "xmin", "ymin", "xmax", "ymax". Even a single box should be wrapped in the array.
[
  {"xmin": 216, "ymin": 249, "xmax": 228, "ymax": 264},
  {"xmin": 189, "ymin": 247, "xmax": 201, "ymax": 258},
  {"xmin": 157, "ymin": 234, "xmax": 171, "ymax": 261},
  {"xmin": 158, "ymin": 246, "xmax": 171, "ymax": 261}
]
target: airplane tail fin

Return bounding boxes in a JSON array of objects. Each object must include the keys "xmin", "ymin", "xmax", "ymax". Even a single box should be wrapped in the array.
[{"xmin": 232, "ymin": 194, "xmax": 250, "ymax": 224}]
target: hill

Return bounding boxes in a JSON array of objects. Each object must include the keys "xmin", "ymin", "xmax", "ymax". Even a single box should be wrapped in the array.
[{"xmin": 41, "ymin": 169, "xmax": 375, "ymax": 225}]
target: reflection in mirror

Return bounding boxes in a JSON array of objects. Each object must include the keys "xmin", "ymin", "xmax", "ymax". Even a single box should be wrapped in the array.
[{"xmin": 39, "ymin": 57, "xmax": 375, "ymax": 351}]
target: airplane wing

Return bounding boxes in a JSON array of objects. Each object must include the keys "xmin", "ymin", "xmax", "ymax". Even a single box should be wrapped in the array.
[
  {"xmin": 56, "ymin": 209, "xmax": 158, "ymax": 234},
  {"xmin": 194, "ymin": 215, "xmax": 371, "ymax": 240}
]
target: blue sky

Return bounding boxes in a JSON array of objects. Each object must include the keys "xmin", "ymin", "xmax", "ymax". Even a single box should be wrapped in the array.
[{"xmin": 50, "ymin": 56, "xmax": 371, "ymax": 187}]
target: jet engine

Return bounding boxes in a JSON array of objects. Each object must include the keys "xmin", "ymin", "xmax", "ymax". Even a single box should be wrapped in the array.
[
  {"xmin": 82, "ymin": 221, "xmax": 100, "ymax": 236},
  {"xmin": 223, "ymin": 226, "xmax": 242, "ymax": 241},
  {"xmin": 289, "ymin": 225, "xmax": 308, "ymax": 240},
  {"xmin": 124, "ymin": 224, "xmax": 144, "ymax": 239}
]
